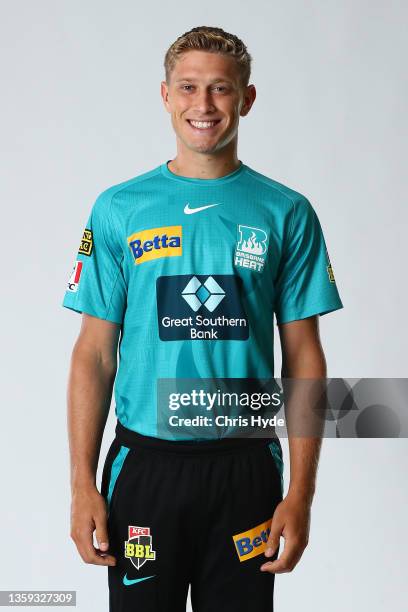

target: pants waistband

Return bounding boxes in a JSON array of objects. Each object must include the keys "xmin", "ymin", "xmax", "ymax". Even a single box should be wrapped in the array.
[{"xmin": 115, "ymin": 420, "xmax": 280, "ymax": 455}]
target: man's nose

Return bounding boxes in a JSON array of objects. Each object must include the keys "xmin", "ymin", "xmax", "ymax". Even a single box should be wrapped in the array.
[{"xmin": 193, "ymin": 90, "xmax": 216, "ymax": 114}]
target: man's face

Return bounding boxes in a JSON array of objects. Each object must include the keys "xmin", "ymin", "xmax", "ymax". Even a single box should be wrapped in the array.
[{"xmin": 161, "ymin": 50, "xmax": 255, "ymax": 155}]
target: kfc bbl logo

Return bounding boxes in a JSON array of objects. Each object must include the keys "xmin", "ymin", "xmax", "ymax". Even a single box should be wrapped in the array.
[{"xmin": 124, "ymin": 526, "xmax": 156, "ymax": 570}]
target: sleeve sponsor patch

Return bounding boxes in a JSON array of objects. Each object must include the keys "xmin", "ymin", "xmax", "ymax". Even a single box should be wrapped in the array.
[
  {"xmin": 325, "ymin": 247, "xmax": 336, "ymax": 283},
  {"xmin": 78, "ymin": 228, "xmax": 93, "ymax": 256},
  {"xmin": 327, "ymin": 264, "xmax": 336, "ymax": 283},
  {"xmin": 67, "ymin": 260, "xmax": 83, "ymax": 292}
]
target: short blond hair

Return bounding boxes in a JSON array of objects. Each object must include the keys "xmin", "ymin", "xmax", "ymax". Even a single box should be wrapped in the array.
[{"xmin": 164, "ymin": 26, "xmax": 252, "ymax": 89}]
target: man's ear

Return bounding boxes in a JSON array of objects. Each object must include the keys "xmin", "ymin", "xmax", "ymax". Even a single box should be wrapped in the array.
[
  {"xmin": 240, "ymin": 84, "xmax": 256, "ymax": 117},
  {"xmin": 161, "ymin": 81, "xmax": 171, "ymax": 112}
]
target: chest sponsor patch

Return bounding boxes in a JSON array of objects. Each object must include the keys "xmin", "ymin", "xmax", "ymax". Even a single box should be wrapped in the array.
[
  {"xmin": 232, "ymin": 517, "xmax": 272, "ymax": 562},
  {"xmin": 156, "ymin": 274, "xmax": 249, "ymax": 341},
  {"xmin": 234, "ymin": 225, "xmax": 269, "ymax": 273},
  {"xmin": 127, "ymin": 225, "xmax": 182, "ymax": 265}
]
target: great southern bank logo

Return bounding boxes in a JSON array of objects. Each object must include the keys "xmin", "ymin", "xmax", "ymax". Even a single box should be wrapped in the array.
[
  {"xmin": 181, "ymin": 276, "xmax": 225, "ymax": 312},
  {"xmin": 156, "ymin": 274, "xmax": 249, "ymax": 341},
  {"xmin": 234, "ymin": 225, "xmax": 269, "ymax": 273}
]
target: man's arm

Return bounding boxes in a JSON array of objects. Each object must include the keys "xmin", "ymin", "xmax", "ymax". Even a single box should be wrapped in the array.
[
  {"xmin": 280, "ymin": 315, "xmax": 326, "ymax": 505},
  {"xmin": 261, "ymin": 315, "xmax": 326, "ymax": 573},
  {"xmin": 68, "ymin": 313, "xmax": 120, "ymax": 566}
]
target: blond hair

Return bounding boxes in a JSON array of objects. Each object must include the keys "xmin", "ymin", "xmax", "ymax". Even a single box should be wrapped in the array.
[{"xmin": 164, "ymin": 26, "xmax": 252, "ymax": 89}]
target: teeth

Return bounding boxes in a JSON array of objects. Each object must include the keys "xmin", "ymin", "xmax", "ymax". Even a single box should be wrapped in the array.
[{"xmin": 189, "ymin": 120, "xmax": 218, "ymax": 129}]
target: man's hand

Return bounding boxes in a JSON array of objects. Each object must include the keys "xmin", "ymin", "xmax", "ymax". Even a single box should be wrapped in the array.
[
  {"xmin": 70, "ymin": 485, "xmax": 117, "ymax": 566},
  {"xmin": 260, "ymin": 493, "xmax": 311, "ymax": 573}
]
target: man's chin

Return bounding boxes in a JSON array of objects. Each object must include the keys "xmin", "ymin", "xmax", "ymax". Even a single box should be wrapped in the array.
[
  {"xmin": 192, "ymin": 146, "xmax": 218, "ymax": 154},
  {"xmin": 174, "ymin": 130, "xmax": 219, "ymax": 154},
  {"xmin": 186, "ymin": 140, "xmax": 221, "ymax": 154}
]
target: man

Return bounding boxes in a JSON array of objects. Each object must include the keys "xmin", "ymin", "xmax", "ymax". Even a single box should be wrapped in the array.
[{"xmin": 62, "ymin": 26, "xmax": 343, "ymax": 612}]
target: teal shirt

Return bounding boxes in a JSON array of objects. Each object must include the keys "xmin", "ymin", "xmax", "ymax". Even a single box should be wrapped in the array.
[{"xmin": 62, "ymin": 161, "xmax": 343, "ymax": 438}]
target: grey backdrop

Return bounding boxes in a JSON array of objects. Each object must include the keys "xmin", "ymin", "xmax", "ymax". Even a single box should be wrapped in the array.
[{"xmin": 1, "ymin": 0, "xmax": 407, "ymax": 610}]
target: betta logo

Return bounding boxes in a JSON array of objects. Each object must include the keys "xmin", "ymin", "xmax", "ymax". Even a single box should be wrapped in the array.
[
  {"xmin": 124, "ymin": 526, "xmax": 156, "ymax": 570},
  {"xmin": 234, "ymin": 225, "xmax": 269, "ymax": 273},
  {"xmin": 232, "ymin": 517, "xmax": 272, "ymax": 562},
  {"xmin": 127, "ymin": 226, "xmax": 182, "ymax": 265}
]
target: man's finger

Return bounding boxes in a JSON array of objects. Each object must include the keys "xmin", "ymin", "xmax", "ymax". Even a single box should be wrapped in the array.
[
  {"xmin": 74, "ymin": 529, "xmax": 116, "ymax": 566},
  {"xmin": 260, "ymin": 555, "xmax": 293, "ymax": 573},
  {"xmin": 94, "ymin": 512, "xmax": 110, "ymax": 552},
  {"xmin": 264, "ymin": 524, "xmax": 281, "ymax": 558},
  {"xmin": 261, "ymin": 537, "xmax": 304, "ymax": 573},
  {"xmin": 79, "ymin": 541, "xmax": 117, "ymax": 566}
]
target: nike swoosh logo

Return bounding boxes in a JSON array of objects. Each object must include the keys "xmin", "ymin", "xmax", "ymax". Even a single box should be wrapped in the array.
[
  {"xmin": 123, "ymin": 574, "xmax": 155, "ymax": 586},
  {"xmin": 184, "ymin": 203, "xmax": 220, "ymax": 214}
]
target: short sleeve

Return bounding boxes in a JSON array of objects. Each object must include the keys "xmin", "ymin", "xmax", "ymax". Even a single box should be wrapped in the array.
[
  {"xmin": 274, "ymin": 196, "xmax": 344, "ymax": 324},
  {"xmin": 61, "ymin": 191, "xmax": 127, "ymax": 324}
]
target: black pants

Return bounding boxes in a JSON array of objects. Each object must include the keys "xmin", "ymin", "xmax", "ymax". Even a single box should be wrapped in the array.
[{"xmin": 101, "ymin": 421, "xmax": 284, "ymax": 612}]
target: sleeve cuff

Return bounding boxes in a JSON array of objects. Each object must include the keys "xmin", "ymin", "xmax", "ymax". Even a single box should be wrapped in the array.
[
  {"xmin": 61, "ymin": 298, "xmax": 123, "ymax": 325},
  {"xmin": 275, "ymin": 299, "xmax": 344, "ymax": 325}
]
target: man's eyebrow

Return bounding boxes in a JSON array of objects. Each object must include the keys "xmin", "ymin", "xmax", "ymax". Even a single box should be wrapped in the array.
[{"xmin": 174, "ymin": 77, "xmax": 233, "ymax": 84}]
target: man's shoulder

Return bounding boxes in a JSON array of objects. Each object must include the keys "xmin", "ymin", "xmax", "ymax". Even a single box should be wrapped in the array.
[
  {"xmin": 244, "ymin": 165, "xmax": 310, "ymax": 207},
  {"xmin": 94, "ymin": 165, "xmax": 162, "ymax": 210}
]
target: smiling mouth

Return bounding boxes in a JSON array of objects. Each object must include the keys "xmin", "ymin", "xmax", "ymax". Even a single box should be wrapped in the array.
[{"xmin": 187, "ymin": 119, "xmax": 221, "ymax": 131}]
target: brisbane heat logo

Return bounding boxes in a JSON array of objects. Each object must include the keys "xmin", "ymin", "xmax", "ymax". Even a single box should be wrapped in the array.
[
  {"xmin": 124, "ymin": 526, "xmax": 156, "ymax": 570},
  {"xmin": 127, "ymin": 226, "xmax": 182, "ymax": 265},
  {"xmin": 234, "ymin": 225, "xmax": 269, "ymax": 273}
]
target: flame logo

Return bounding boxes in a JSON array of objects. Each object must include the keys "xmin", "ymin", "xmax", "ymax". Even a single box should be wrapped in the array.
[{"xmin": 241, "ymin": 231, "xmax": 264, "ymax": 255}]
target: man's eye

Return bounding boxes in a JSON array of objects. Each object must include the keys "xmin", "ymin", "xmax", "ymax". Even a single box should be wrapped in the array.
[{"xmin": 180, "ymin": 85, "xmax": 227, "ymax": 92}]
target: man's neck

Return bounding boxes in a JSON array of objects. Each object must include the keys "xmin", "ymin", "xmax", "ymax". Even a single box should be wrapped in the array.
[{"xmin": 167, "ymin": 152, "xmax": 241, "ymax": 180}]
